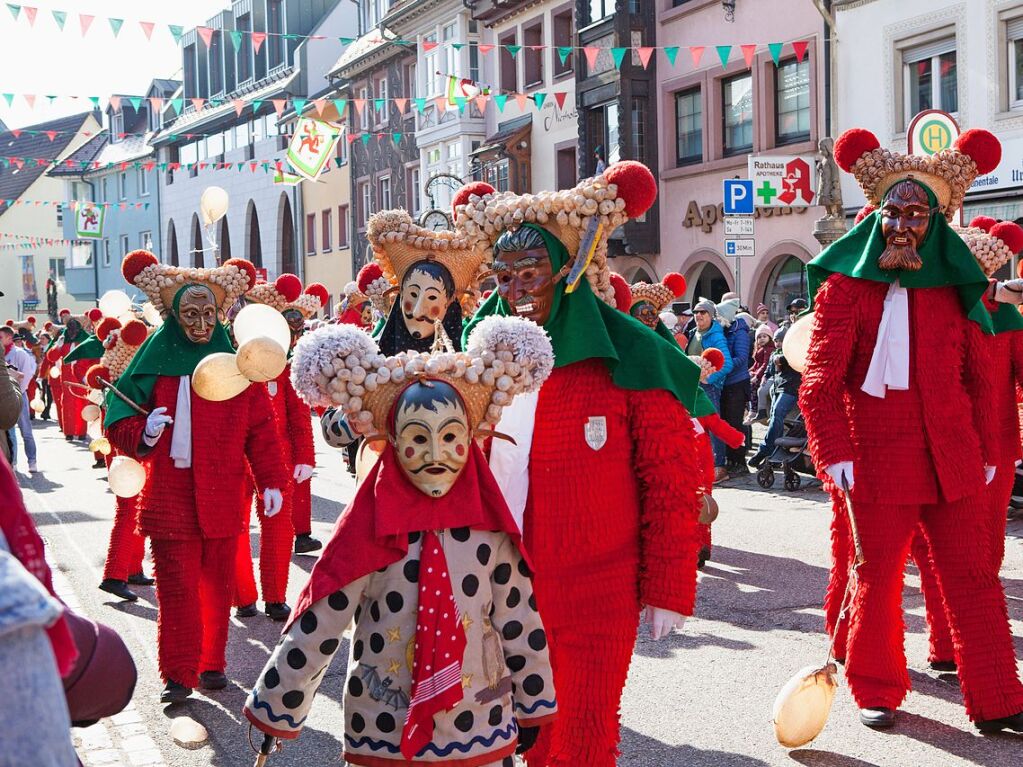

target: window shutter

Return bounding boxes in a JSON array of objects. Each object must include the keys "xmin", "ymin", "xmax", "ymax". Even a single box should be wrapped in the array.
[{"xmin": 903, "ymin": 37, "xmax": 956, "ymax": 63}]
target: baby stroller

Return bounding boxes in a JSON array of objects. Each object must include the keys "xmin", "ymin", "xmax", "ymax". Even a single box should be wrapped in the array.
[{"xmin": 755, "ymin": 411, "xmax": 817, "ymax": 491}]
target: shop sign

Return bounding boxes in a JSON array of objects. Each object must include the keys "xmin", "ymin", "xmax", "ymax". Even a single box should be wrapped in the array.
[
  {"xmin": 972, "ymin": 137, "xmax": 1023, "ymax": 193},
  {"xmin": 748, "ymin": 155, "xmax": 816, "ymax": 207},
  {"xmin": 682, "ymin": 200, "xmax": 808, "ymax": 233}
]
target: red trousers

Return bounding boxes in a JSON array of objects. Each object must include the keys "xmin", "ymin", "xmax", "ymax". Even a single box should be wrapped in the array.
[
  {"xmin": 151, "ymin": 536, "xmax": 238, "ymax": 687},
  {"xmin": 233, "ymin": 490, "xmax": 293, "ymax": 606},
  {"xmin": 60, "ymin": 385, "xmax": 86, "ymax": 438},
  {"xmin": 52, "ymin": 379, "xmax": 64, "ymax": 431},
  {"xmin": 292, "ymin": 475, "xmax": 311, "ymax": 537},
  {"xmin": 102, "ymin": 452, "xmax": 145, "ymax": 581},
  {"xmin": 525, "ymin": 614, "xmax": 637, "ymax": 767},
  {"xmin": 827, "ymin": 488, "xmax": 1023, "ymax": 721}
]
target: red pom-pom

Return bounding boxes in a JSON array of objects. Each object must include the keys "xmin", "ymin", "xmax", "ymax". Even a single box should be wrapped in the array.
[
  {"xmin": 357, "ymin": 262, "xmax": 385, "ymax": 292},
  {"xmin": 854, "ymin": 204, "xmax": 876, "ymax": 225},
  {"xmin": 120, "ymin": 320, "xmax": 149, "ymax": 346},
  {"xmin": 955, "ymin": 129, "xmax": 1001, "ymax": 175},
  {"xmin": 702, "ymin": 347, "xmax": 725, "ymax": 372},
  {"xmin": 482, "ymin": 289, "xmax": 493, "ymax": 300},
  {"xmin": 26, "ymin": 315, "xmax": 36, "ymax": 325},
  {"xmin": 46, "ymin": 346, "xmax": 62, "ymax": 363},
  {"xmin": 59, "ymin": 308, "xmax": 71, "ymax": 317},
  {"xmin": 451, "ymin": 182, "xmax": 496, "ymax": 219},
  {"xmin": 86, "ymin": 308, "xmax": 103, "ymax": 323},
  {"xmin": 969, "ymin": 215, "xmax": 998, "ymax": 233},
  {"xmin": 44, "ymin": 322, "xmax": 54, "ymax": 331},
  {"xmin": 603, "ymin": 161, "xmax": 657, "ymax": 219},
  {"xmin": 122, "ymin": 249, "xmax": 159, "ymax": 285},
  {"xmin": 662, "ymin": 272, "xmax": 687, "ymax": 298},
  {"xmin": 224, "ymin": 258, "xmax": 257, "ymax": 288},
  {"xmin": 305, "ymin": 282, "xmax": 329, "ymax": 308},
  {"xmin": 4, "ymin": 320, "xmax": 12, "ymax": 327},
  {"xmin": 609, "ymin": 273, "xmax": 633, "ymax": 313},
  {"xmin": 84, "ymin": 364, "xmax": 111, "ymax": 390},
  {"xmin": 274, "ymin": 273, "xmax": 302, "ymax": 302},
  {"xmin": 991, "ymin": 221, "xmax": 1023, "ymax": 255},
  {"xmin": 833, "ymin": 128, "xmax": 880, "ymax": 172},
  {"xmin": 95, "ymin": 317, "xmax": 121, "ymax": 341}
]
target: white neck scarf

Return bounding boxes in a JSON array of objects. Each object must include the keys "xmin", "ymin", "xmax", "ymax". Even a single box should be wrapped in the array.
[
  {"xmin": 488, "ymin": 390, "xmax": 538, "ymax": 531},
  {"xmin": 861, "ymin": 281, "xmax": 910, "ymax": 399},
  {"xmin": 169, "ymin": 375, "xmax": 192, "ymax": 468}
]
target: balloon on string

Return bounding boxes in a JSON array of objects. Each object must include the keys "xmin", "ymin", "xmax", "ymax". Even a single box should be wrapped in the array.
[
  {"xmin": 87, "ymin": 389, "xmax": 105, "ymax": 405},
  {"xmin": 108, "ymin": 456, "xmax": 146, "ymax": 498},
  {"xmin": 98, "ymin": 289, "xmax": 132, "ymax": 318},
  {"xmin": 87, "ymin": 417, "xmax": 103, "ymax": 440},
  {"xmin": 191, "ymin": 352, "xmax": 251, "ymax": 402},
  {"xmin": 30, "ymin": 397, "xmax": 45, "ymax": 413},
  {"xmin": 118, "ymin": 311, "xmax": 138, "ymax": 326},
  {"xmin": 782, "ymin": 313, "xmax": 814, "ymax": 373},
  {"xmin": 142, "ymin": 302, "xmax": 163, "ymax": 326},
  {"xmin": 232, "ymin": 304, "xmax": 291, "ymax": 352},
  {"xmin": 89, "ymin": 437, "xmax": 112, "ymax": 456},
  {"xmin": 772, "ymin": 663, "xmax": 839, "ymax": 748},
  {"xmin": 200, "ymin": 186, "xmax": 229, "ymax": 226},
  {"xmin": 49, "ymin": 364, "xmax": 61, "ymax": 379},
  {"xmin": 235, "ymin": 337, "xmax": 287, "ymax": 382}
]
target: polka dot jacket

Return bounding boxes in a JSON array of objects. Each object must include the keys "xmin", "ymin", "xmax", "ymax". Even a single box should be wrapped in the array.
[{"xmin": 244, "ymin": 528, "xmax": 557, "ymax": 766}]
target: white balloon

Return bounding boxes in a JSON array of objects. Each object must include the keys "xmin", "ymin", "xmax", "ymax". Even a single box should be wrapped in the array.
[
  {"xmin": 88, "ymin": 389, "xmax": 105, "ymax": 405},
  {"xmin": 236, "ymin": 336, "xmax": 287, "ymax": 382},
  {"xmin": 99, "ymin": 290, "xmax": 133, "ymax": 318},
  {"xmin": 118, "ymin": 311, "xmax": 137, "ymax": 326},
  {"xmin": 659, "ymin": 311, "xmax": 678, "ymax": 330},
  {"xmin": 87, "ymin": 417, "xmax": 102, "ymax": 440},
  {"xmin": 81, "ymin": 404, "xmax": 102, "ymax": 423},
  {"xmin": 49, "ymin": 365, "xmax": 61, "ymax": 379},
  {"xmin": 142, "ymin": 302, "xmax": 163, "ymax": 326},
  {"xmin": 200, "ymin": 186, "xmax": 229, "ymax": 226},
  {"xmin": 30, "ymin": 397, "xmax": 45, "ymax": 413},
  {"xmin": 233, "ymin": 304, "xmax": 291, "ymax": 353},
  {"xmin": 108, "ymin": 456, "xmax": 146, "ymax": 498},
  {"xmin": 782, "ymin": 313, "xmax": 814, "ymax": 374}
]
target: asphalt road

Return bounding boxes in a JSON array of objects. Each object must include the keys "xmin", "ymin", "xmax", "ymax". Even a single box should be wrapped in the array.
[{"xmin": 15, "ymin": 418, "xmax": 1023, "ymax": 767}]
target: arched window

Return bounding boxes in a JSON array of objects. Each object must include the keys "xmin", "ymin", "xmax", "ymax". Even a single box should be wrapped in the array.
[
  {"xmin": 762, "ymin": 255, "xmax": 808, "ymax": 320},
  {"xmin": 279, "ymin": 193, "xmax": 295, "ymax": 275},
  {"xmin": 190, "ymin": 214, "xmax": 202, "ymax": 268},
  {"xmin": 246, "ymin": 201, "xmax": 262, "ymax": 268},
  {"xmin": 629, "ymin": 267, "xmax": 654, "ymax": 283},
  {"xmin": 690, "ymin": 261, "xmax": 729, "ymax": 302},
  {"xmin": 218, "ymin": 217, "xmax": 231, "ymax": 263},
  {"xmin": 167, "ymin": 220, "xmax": 178, "ymax": 266}
]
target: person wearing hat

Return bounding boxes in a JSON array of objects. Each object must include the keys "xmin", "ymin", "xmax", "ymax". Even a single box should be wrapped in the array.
[
  {"xmin": 748, "ymin": 327, "xmax": 801, "ymax": 468},
  {"xmin": 716, "ymin": 298, "xmax": 752, "ymax": 473},
  {"xmin": 784, "ymin": 297, "xmax": 808, "ymax": 328},
  {"xmin": 746, "ymin": 323, "xmax": 777, "ymax": 425},
  {"xmin": 246, "ymin": 315, "xmax": 558, "ymax": 765},
  {"xmin": 64, "ymin": 312, "xmax": 108, "ymax": 467},
  {"xmin": 755, "ymin": 303, "xmax": 778, "ymax": 334},
  {"xmin": 457, "ymin": 162, "xmax": 708, "ymax": 766},
  {"xmin": 685, "ymin": 299, "xmax": 733, "ymax": 481},
  {"xmin": 106, "ymin": 250, "xmax": 287, "ymax": 703},
  {"xmin": 800, "ymin": 127, "xmax": 1023, "ymax": 732},
  {"xmin": 48, "ymin": 309, "xmax": 101, "ymax": 443},
  {"xmin": 2, "ymin": 323, "xmax": 38, "ymax": 473}
]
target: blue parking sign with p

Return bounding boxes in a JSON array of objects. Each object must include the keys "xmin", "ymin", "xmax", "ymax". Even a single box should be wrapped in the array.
[{"xmin": 723, "ymin": 179, "xmax": 754, "ymax": 215}]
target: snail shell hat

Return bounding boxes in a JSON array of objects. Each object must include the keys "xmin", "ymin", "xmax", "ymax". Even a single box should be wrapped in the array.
[
  {"xmin": 356, "ymin": 262, "xmax": 391, "ymax": 315},
  {"xmin": 86, "ymin": 317, "xmax": 153, "ymax": 386},
  {"xmin": 366, "ymin": 209, "xmax": 488, "ymax": 317},
  {"xmin": 290, "ymin": 316, "xmax": 554, "ymax": 437},
  {"xmin": 451, "ymin": 161, "xmax": 659, "ymax": 306},
  {"xmin": 246, "ymin": 273, "xmax": 330, "ymax": 319},
  {"xmin": 954, "ymin": 215, "xmax": 1023, "ymax": 277},
  {"xmin": 833, "ymin": 127, "xmax": 1002, "ymax": 219},
  {"xmin": 630, "ymin": 273, "xmax": 687, "ymax": 313},
  {"xmin": 121, "ymin": 249, "xmax": 257, "ymax": 316}
]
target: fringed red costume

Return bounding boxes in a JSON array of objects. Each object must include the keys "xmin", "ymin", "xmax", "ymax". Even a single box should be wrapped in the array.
[
  {"xmin": 802, "ymin": 274, "xmax": 1023, "ymax": 722},
  {"xmin": 109, "ymin": 378, "xmax": 286, "ymax": 686}
]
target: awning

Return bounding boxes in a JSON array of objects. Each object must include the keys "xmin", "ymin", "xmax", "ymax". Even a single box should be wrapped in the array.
[{"xmin": 471, "ymin": 115, "xmax": 532, "ymax": 160}]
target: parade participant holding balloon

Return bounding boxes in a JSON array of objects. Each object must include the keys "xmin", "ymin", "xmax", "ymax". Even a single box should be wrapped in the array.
[
  {"xmin": 799, "ymin": 127, "xmax": 1023, "ymax": 732},
  {"xmin": 246, "ymin": 315, "xmax": 558, "ymax": 766},
  {"xmin": 456, "ymin": 163, "xmax": 706, "ymax": 766},
  {"xmin": 106, "ymin": 249, "xmax": 287, "ymax": 704},
  {"xmin": 64, "ymin": 311, "xmax": 109, "ymax": 467},
  {"xmin": 51, "ymin": 309, "xmax": 102, "ymax": 443}
]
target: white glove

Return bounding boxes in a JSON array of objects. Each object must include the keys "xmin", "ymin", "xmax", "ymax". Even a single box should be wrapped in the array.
[
  {"xmin": 143, "ymin": 406, "xmax": 173, "ymax": 444},
  {"xmin": 984, "ymin": 465, "xmax": 996, "ymax": 485},
  {"xmin": 825, "ymin": 461, "xmax": 854, "ymax": 491},
  {"xmin": 293, "ymin": 464, "xmax": 313, "ymax": 483},
  {"xmin": 263, "ymin": 488, "xmax": 284, "ymax": 518},
  {"xmin": 644, "ymin": 606, "xmax": 687, "ymax": 641},
  {"xmin": 993, "ymin": 279, "xmax": 1023, "ymax": 305}
]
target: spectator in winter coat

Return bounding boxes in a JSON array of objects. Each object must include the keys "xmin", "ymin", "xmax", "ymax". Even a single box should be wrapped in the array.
[
  {"xmin": 717, "ymin": 298, "xmax": 752, "ymax": 471},
  {"xmin": 1, "ymin": 363, "xmax": 22, "ymax": 465},
  {"xmin": 686, "ymin": 298, "xmax": 732, "ymax": 477},
  {"xmin": 749, "ymin": 327, "xmax": 802, "ymax": 467},
  {"xmin": 747, "ymin": 324, "xmax": 776, "ymax": 423},
  {"xmin": 755, "ymin": 303, "xmax": 779, "ymax": 334}
]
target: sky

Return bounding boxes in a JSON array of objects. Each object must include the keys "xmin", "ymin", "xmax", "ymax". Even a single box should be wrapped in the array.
[{"xmin": 0, "ymin": 1, "xmax": 225, "ymax": 130}]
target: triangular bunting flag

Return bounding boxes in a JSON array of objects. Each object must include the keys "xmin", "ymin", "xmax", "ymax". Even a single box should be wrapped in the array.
[
  {"xmin": 44, "ymin": 130, "xmax": 56, "ymax": 141},
  {"xmin": 690, "ymin": 46, "xmax": 705, "ymax": 67},
  {"xmin": 741, "ymin": 44, "xmax": 756, "ymax": 68},
  {"xmin": 271, "ymin": 99, "xmax": 287, "ymax": 116},
  {"xmin": 533, "ymin": 92, "xmax": 547, "ymax": 109},
  {"xmin": 252, "ymin": 31, "xmax": 266, "ymax": 54},
  {"xmin": 149, "ymin": 96, "xmax": 163, "ymax": 112},
  {"xmin": 52, "ymin": 10, "xmax": 66, "ymax": 30},
  {"xmin": 23, "ymin": 5, "xmax": 35, "ymax": 26},
  {"xmin": 422, "ymin": 41, "xmax": 438, "ymax": 52},
  {"xmin": 333, "ymin": 98, "xmax": 348, "ymax": 116},
  {"xmin": 514, "ymin": 93, "xmax": 528, "ymax": 111},
  {"xmin": 716, "ymin": 45, "xmax": 731, "ymax": 68},
  {"xmin": 435, "ymin": 96, "xmax": 447, "ymax": 113},
  {"xmin": 169, "ymin": 98, "xmax": 183, "ymax": 114},
  {"xmin": 554, "ymin": 91, "xmax": 567, "ymax": 110},
  {"xmin": 191, "ymin": 98, "xmax": 205, "ymax": 112},
  {"xmin": 584, "ymin": 47, "xmax": 599, "ymax": 70},
  {"xmin": 557, "ymin": 47, "xmax": 572, "ymax": 65},
  {"xmin": 352, "ymin": 98, "xmax": 366, "ymax": 117},
  {"xmin": 478, "ymin": 44, "xmax": 494, "ymax": 55},
  {"xmin": 493, "ymin": 93, "xmax": 507, "ymax": 112},
  {"xmin": 664, "ymin": 46, "xmax": 680, "ymax": 66},
  {"xmin": 506, "ymin": 44, "xmax": 521, "ymax": 57},
  {"xmin": 453, "ymin": 96, "xmax": 466, "ymax": 113},
  {"xmin": 792, "ymin": 40, "xmax": 809, "ymax": 62},
  {"xmin": 451, "ymin": 43, "xmax": 464, "ymax": 51},
  {"xmin": 252, "ymin": 99, "xmax": 263, "ymax": 111},
  {"xmin": 229, "ymin": 29, "xmax": 242, "ymax": 52},
  {"xmin": 768, "ymin": 42, "xmax": 783, "ymax": 65},
  {"xmin": 474, "ymin": 95, "xmax": 487, "ymax": 114},
  {"xmin": 168, "ymin": 24, "xmax": 183, "ymax": 43},
  {"xmin": 611, "ymin": 48, "xmax": 627, "ymax": 69},
  {"xmin": 360, "ymin": 134, "xmax": 371, "ymax": 146},
  {"xmin": 24, "ymin": 94, "xmax": 35, "ymax": 108},
  {"xmin": 292, "ymin": 98, "xmax": 307, "ymax": 113},
  {"xmin": 392, "ymin": 133, "xmax": 401, "ymax": 144},
  {"xmin": 637, "ymin": 47, "xmax": 654, "ymax": 69},
  {"xmin": 197, "ymin": 26, "xmax": 214, "ymax": 49},
  {"xmin": 128, "ymin": 96, "xmax": 142, "ymax": 112},
  {"xmin": 140, "ymin": 21, "xmax": 154, "ymax": 40},
  {"xmin": 233, "ymin": 99, "xmax": 246, "ymax": 117},
  {"xmin": 313, "ymin": 99, "xmax": 327, "ymax": 117},
  {"xmin": 394, "ymin": 98, "xmax": 408, "ymax": 115},
  {"xmin": 6, "ymin": 4, "xmax": 19, "ymax": 22},
  {"xmin": 2, "ymin": 94, "xmax": 12, "ymax": 106},
  {"xmin": 414, "ymin": 97, "xmax": 427, "ymax": 113},
  {"xmin": 109, "ymin": 17, "xmax": 123, "ymax": 37},
  {"xmin": 373, "ymin": 98, "xmax": 385, "ymax": 113},
  {"xmin": 79, "ymin": 13, "xmax": 93, "ymax": 35}
]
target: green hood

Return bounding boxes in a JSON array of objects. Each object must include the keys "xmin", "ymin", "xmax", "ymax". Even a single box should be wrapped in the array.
[{"xmin": 64, "ymin": 334, "xmax": 103, "ymax": 363}]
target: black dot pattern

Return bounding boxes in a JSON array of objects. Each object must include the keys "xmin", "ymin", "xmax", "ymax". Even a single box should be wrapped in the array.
[
  {"xmin": 502, "ymin": 621, "xmax": 523, "ymax": 641},
  {"xmin": 528, "ymin": 629, "xmax": 547, "ymax": 651},
  {"xmin": 476, "ymin": 543, "xmax": 491, "ymax": 565},
  {"xmin": 488, "ymin": 705, "xmax": 503, "ymax": 726},
  {"xmin": 385, "ymin": 591, "xmax": 404, "ymax": 613},
  {"xmin": 264, "ymin": 667, "xmax": 280, "ymax": 689},
  {"xmin": 369, "ymin": 633, "xmax": 385, "ymax": 654},
  {"xmin": 506, "ymin": 654, "xmax": 526, "ymax": 672},
  {"xmin": 351, "ymin": 713, "xmax": 365, "ymax": 733},
  {"xmin": 300, "ymin": 611, "xmax": 318, "ymax": 634},
  {"xmin": 319, "ymin": 638, "xmax": 339, "ymax": 655},
  {"xmin": 493, "ymin": 563, "xmax": 512, "ymax": 585},
  {"xmin": 348, "ymin": 675, "xmax": 363, "ymax": 697},
  {"xmin": 505, "ymin": 587, "xmax": 521, "ymax": 609},
  {"xmin": 451, "ymin": 526, "xmax": 471, "ymax": 542},
  {"xmin": 328, "ymin": 591, "xmax": 349, "ymax": 611},
  {"xmin": 517, "ymin": 558, "xmax": 530, "ymax": 577},
  {"xmin": 286, "ymin": 648, "xmax": 307, "ymax": 670},
  {"xmin": 522, "ymin": 674, "xmax": 544, "ymax": 696},
  {"xmin": 403, "ymin": 560, "xmax": 420, "ymax": 583},
  {"xmin": 376, "ymin": 713, "xmax": 396, "ymax": 733},
  {"xmin": 461, "ymin": 574, "xmax": 479, "ymax": 597},
  {"xmin": 353, "ymin": 640, "xmax": 364, "ymax": 661},
  {"xmin": 282, "ymin": 690, "xmax": 304, "ymax": 709},
  {"xmin": 369, "ymin": 601, "xmax": 381, "ymax": 622},
  {"xmin": 454, "ymin": 710, "xmax": 475, "ymax": 732}
]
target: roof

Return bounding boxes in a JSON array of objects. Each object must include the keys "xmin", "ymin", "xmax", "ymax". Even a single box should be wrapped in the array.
[
  {"xmin": 149, "ymin": 79, "xmax": 181, "ymax": 97},
  {"xmin": 47, "ymin": 133, "xmax": 108, "ymax": 176},
  {"xmin": 48, "ymin": 131, "xmax": 155, "ymax": 177},
  {"xmin": 0, "ymin": 112, "xmax": 95, "ymax": 216},
  {"xmin": 329, "ymin": 27, "xmax": 403, "ymax": 78}
]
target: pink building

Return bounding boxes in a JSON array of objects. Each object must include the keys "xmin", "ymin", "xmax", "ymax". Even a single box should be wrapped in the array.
[{"xmin": 645, "ymin": 0, "xmax": 828, "ymax": 321}]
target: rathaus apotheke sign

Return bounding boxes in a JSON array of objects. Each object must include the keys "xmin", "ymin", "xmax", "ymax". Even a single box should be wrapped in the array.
[{"xmin": 682, "ymin": 200, "xmax": 809, "ymax": 234}]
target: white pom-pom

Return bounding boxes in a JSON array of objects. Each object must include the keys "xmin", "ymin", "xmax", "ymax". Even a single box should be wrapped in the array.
[
  {"xmin": 465, "ymin": 316, "xmax": 555, "ymax": 393},
  {"xmin": 291, "ymin": 324, "xmax": 380, "ymax": 409}
]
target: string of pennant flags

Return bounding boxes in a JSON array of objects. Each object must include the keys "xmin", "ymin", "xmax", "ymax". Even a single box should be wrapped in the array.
[
  {"xmin": 0, "ymin": 232, "xmax": 94, "ymax": 251},
  {"xmin": 0, "ymin": 198, "xmax": 151, "ymax": 210}
]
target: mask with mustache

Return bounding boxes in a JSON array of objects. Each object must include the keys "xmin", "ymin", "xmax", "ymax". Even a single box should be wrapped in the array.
[
  {"xmin": 878, "ymin": 180, "xmax": 933, "ymax": 272},
  {"xmin": 400, "ymin": 261, "xmax": 456, "ymax": 340},
  {"xmin": 392, "ymin": 380, "xmax": 470, "ymax": 498}
]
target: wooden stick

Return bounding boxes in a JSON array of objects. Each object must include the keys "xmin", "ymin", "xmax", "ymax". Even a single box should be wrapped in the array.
[
  {"xmin": 842, "ymin": 478, "xmax": 865, "ymax": 567},
  {"xmin": 98, "ymin": 378, "xmax": 148, "ymax": 416}
]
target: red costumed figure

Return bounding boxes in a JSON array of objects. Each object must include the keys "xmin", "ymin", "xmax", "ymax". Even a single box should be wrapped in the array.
[
  {"xmin": 336, "ymin": 274, "xmax": 374, "ymax": 328},
  {"xmin": 46, "ymin": 308, "xmax": 75, "ymax": 432},
  {"xmin": 106, "ymin": 249, "xmax": 287, "ymax": 703},
  {"xmin": 801, "ymin": 127, "xmax": 1023, "ymax": 733},
  {"xmin": 458, "ymin": 163, "xmax": 708, "ymax": 765},
  {"xmin": 84, "ymin": 316, "xmax": 154, "ymax": 602},
  {"xmin": 50, "ymin": 309, "xmax": 101, "ymax": 441}
]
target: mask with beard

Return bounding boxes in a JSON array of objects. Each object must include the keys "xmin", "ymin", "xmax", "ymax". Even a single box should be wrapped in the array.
[{"xmin": 878, "ymin": 180, "xmax": 935, "ymax": 272}]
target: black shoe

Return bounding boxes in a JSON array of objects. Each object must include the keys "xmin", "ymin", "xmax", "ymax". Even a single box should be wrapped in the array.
[
  {"xmin": 697, "ymin": 546, "xmax": 711, "ymax": 569},
  {"xmin": 235, "ymin": 603, "xmax": 258, "ymax": 618},
  {"xmin": 294, "ymin": 534, "xmax": 322, "ymax": 554},
  {"xmin": 199, "ymin": 671, "xmax": 228, "ymax": 690},
  {"xmin": 65, "ymin": 435, "xmax": 74, "ymax": 442},
  {"xmin": 976, "ymin": 711, "xmax": 1023, "ymax": 734},
  {"xmin": 160, "ymin": 680, "xmax": 192, "ymax": 704},
  {"xmin": 929, "ymin": 660, "xmax": 957, "ymax": 673},
  {"xmin": 99, "ymin": 579, "xmax": 138, "ymax": 602},
  {"xmin": 93, "ymin": 458, "xmax": 105, "ymax": 468},
  {"xmin": 748, "ymin": 452, "xmax": 768, "ymax": 468},
  {"xmin": 265, "ymin": 602, "xmax": 292, "ymax": 622},
  {"xmin": 859, "ymin": 707, "xmax": 896, "ymax": 728},
  {"xmin": 127, "ymin": 572, "xmax": 155, "ymax": 586}
]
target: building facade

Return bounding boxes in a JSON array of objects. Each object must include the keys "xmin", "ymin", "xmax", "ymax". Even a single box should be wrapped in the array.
[
  {"xmin": 834, "ymin": 0, "xmax": 1023, "ymax": 281},
  {"xmin": 655, "ymin": 0, "xmax": 827, "ymax": 316}
]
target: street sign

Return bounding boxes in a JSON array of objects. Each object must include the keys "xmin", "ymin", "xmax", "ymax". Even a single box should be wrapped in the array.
[
  {"xmin": 748, "ymin": 155, "xmax": 817, "ymax": 207},
  {"xmin": 908, "ymin": 110, "xmax": 959, "ymax": 158},
  {"xmin": 723, "ymin": 179, "xmax": 754, "ymax": 215},
  {"xmin": 724, "ymin": 216, "xmax": 755, "ymax": 236},
  {"xmin": 724, "ymin": 239, "xmax": 756, "ymax": 257}
]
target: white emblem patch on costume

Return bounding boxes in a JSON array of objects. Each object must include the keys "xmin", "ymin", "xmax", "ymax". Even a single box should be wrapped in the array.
[
  {"xmin": 268, "ymin": 381, "xmax": 278, "ymax": 397},
  {"xmin": 584, "ymin": 416, "xmax": 607, "ymax": 451}
]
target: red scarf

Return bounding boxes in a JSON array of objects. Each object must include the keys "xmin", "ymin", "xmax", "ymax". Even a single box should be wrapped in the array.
[{"xmin": 0, "ymin": 457, "xmax": 78, "ymax": 677}]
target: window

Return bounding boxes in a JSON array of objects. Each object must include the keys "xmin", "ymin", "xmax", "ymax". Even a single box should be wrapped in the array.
[
  {"xmin": 361, "ymin": 0, "xmax": 390, "ymax": 31},
  {"xmin": 379, "ymin": 175, "xmax": 392, "ymax": 210},
  {"xmin": 358, "ymin": 181, "xmax": 372, "ymax": 228},
  {"xmin": 556, "ymin": 146, "xmax": 576, "ymax": 189},
  {"xmin": 103, "ymin": 239, "xmax": 111, "ymax": 267},
  {"xmin": 56, "ymin": 203, "xmax": 63, "ymax": 227},
  {"xmin": 138, "ymin": 166, "xmax": 150, "ymax": 196},
  {"xmin": 763, "ymin": 256, "xmax": 808, "ymax": 319},
  {"xmin": 336, "ymin": 130, "xmax": 348, "ymax": 164},
  {"xmin": 903, "ymin": 38, "xmax": 957, "ymax": 123},
  {"xmin": 405, "ymin": 62, "xmax": 417, "ymax": 101},
  {"xmin": 140, "ymin": 231, "xmax": 152, "ymax": 250},
  {"xmin": 236, "ymin": 13, "xmax": 252, "ymax": 83},
  {"xmin": 120, "ymin": 235, "xmax": 130, "ymax": 257},
  {"xmin": 524, "ymin": 22, "xmax": 544, "ymax": 88},
  {"xmin": 338, "ymin": 205, "xmax": 349, "ymax": 248},
  {"xmin": 321, "ymin": 209, "xmax": 332, "ymax": 252},
  {"xmin": 376, "ymin": 77, "xmax": 389, "ymax": 126},
  {"xmin": 553, "ymin": 10, "xmax": 574, "ymax": 78},
  {"xmin": 630, "ymin": 97, "xmax": 646, "ymax": 162},
  {"xmin": 50, "ymin": 257, "xmax": 67, "ymax": 282},
  {"xmin": 442, "ymin": 24, "xmax": 458, "ymax": 94},
  {"xmin": 408, "ymin": 166, "xmax": 422, "ymax": 216},
  {"xmin": 469, "ymin": 43, "xmax": 480, "ymax": 83},
  {"xmin": 588, "ymin": 102, "xmax": 619, "ymax": 171},
  {"xmin": 305, "ymin": 214, "xmax": 316, "ymax": 255},
  {"xmin": 359, "ymin": 86, "xmax": 369, "ymax": 130},
  {"xmin": 209, "ymin": 30, "xmax": 223, "ymax": 94},
  {"xmin": 486, "ymin": 159, "xmax": 511, "ymax": 192},
  {"xmin": 1010, "ymin": 19, "xmax": 1023, "ymax": 108},
  {"xmin": 110, "ymin": 111, "xmax": 124, "ymax": 140},
  {"xmin": 100, "ymin": 177, "xmax": 109, "ymax": 202},
  {"xmin": 775, "ymin": 59, "xmax": 811, "ymax": 145},
  {"xmin": 267, "ymin": 0, "xmax": 286, "ymax": 71},
  {"xmin": 184, "ymin": 44, "xmax": 198, "ymax": 99},
  {"xmin": 424, "ymin": 32, "xmax": 441, "ymax": 96},
  {"xmin": 589, "ymin": 0, "xmax": 614, "ymax": 24},
  {"xmin": 675, "ymin": 87, "xmax": 702, "ymax": 165},
  {"xmin": 722, "ymin": 73, "xmax": 753, "ymax": 156},
  {"xmin": 499, "ymin": 31, "xmax": 517, "ymax": 92}
]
